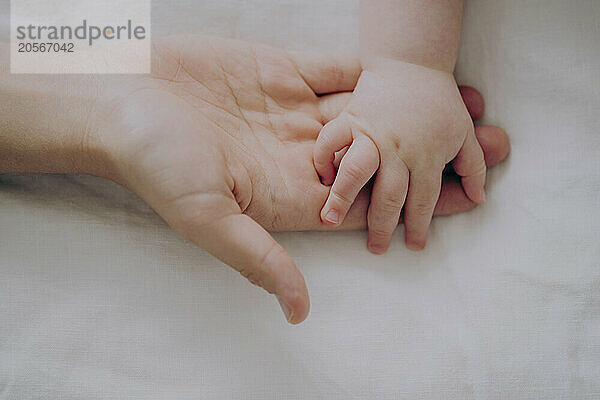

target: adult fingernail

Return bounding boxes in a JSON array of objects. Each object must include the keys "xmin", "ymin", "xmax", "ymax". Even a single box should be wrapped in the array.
[
  {"xmin": 276, "ymin": 295, "xmax": 293, "ymax": 323},
  {"xmin": 324, "ymin": 209, "xmax": 339, "ymax": 225}
]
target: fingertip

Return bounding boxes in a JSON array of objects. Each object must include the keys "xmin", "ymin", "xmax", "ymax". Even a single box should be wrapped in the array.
[
  {"xmin": 276, "ymin": 295, "xmax": 294, "ymax": 323},
  {"xmin": 368, "ymin": 245, "xmax": 388, "ymax": 255},
  {"xmin": 475, "ymin": 126, "xmax": 510, "ymax": 167},
  {"xmin": 434, "ymin": 175, "xmax": 479, "ymax": 217},
  {"xmin": 276, "ymin": 277, "xmax": 310, "ymax": 325},
  {"xmin": 321, "ymin": 207, "xmax": 340, "ymax": 225},
  {"xmin": 259, "ymin": 241, "xmax": 309, "ymax": 325},
  {"xmin": 474, "ymin": 186, "xmax": 487, "ymax": 204},
  {"xmin": 405, "ymin": 238, "xmax": 426, "ymax": 251},
  {"xmin": 319, "ymin": 173, "xmax": 335, "ymax": 187},
  {"xmin": 462, "ymin": 179, "xmax": 487, "ymax": 205},
  {"xmin": 278, "ymin": 289, "xmax": 310, "ymax": 325},
  {"xmin": 321, "ymin": 190, "xmax": 353, "ymax": 226},
  {"xmin": 313, "ymin": 159, "xmax": 336, "ymax": 187},
  {"xmin": 367, "ymin": 239, "xmax": 390, "ymax": 255}
]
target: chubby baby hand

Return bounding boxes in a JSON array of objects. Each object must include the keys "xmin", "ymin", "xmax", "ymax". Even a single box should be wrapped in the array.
[{"xmin": 313, "ymin": 61, "xmax": 487, "ymax": 253}]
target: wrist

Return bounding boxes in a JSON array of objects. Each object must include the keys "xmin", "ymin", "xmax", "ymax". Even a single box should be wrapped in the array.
[
  {"xmin": 361, "ymin": 56, "xmax": 456, "ymax": 79},
  {"xmin": 359, "ymin": 0, "xmax": 463, "ymax": 74},
  {"xmin": 0, "ymin": 73, "xmax": 117, "ymax": 180},
  {"xmin": 361, "ymin": 53, "xmax": 457, "ymax": 76}
]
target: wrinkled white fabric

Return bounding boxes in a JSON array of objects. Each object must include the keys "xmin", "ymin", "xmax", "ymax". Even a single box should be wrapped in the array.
[{"xmin": 1, "ymin": 1, "xmax": 599, "ymax": 398}]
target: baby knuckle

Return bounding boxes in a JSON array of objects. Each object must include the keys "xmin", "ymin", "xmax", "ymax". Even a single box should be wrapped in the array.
[
  {"xmin": 457, "ymin": 158, "xmax": 486, "ymax": 177},
  {"xmin": 343, "ymin": 163, "xmax": 369, "ymax": 181},
  {"xmin": 317, "ymin": 127, "xmax": 335, "ymax": 145},
  {"xmin": 379, "ymin": 195, "xmax": 404, "ymax": 214},
  {"xmin": 368, "ymin": 225, "xmax": 394, "ymax": 239},
  {"xmin": 411, "ymin": 202, "xmax": 434, "ymax": 217},
  {"xmin": 330, "ymin": 189, "xmax": 354, "ymax": 206}
]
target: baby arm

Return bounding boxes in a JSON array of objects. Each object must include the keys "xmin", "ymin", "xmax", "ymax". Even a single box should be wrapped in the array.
[{"xmin": 314, "ymin": 0, "xmax": 486, "ymax": 253}]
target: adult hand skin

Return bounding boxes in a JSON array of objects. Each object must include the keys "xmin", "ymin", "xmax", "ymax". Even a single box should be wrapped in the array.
[{"xmin": 0, "ymin": 36, "xmax": 509, "ymax": 324}]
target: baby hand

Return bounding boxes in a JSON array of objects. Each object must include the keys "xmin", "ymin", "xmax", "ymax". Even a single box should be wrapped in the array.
[{"xmin": 313, "ymin": 61, "xmax": 486, "ymax": 253}]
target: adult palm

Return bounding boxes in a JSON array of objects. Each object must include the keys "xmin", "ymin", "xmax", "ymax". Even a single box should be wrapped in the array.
[{"xmin": 97, "ymin": 36, "xmax": 509, "ymax": 324}]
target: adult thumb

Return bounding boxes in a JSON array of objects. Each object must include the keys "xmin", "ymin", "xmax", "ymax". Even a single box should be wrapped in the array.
[{"xmin": 189, "ymin": 213, "xmax": 310, "ymax": 324}]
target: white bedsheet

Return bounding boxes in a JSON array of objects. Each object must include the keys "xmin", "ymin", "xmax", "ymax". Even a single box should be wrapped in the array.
[{"xmin": 1, "ymin": 1, "xmax": 599, "ymax": 398}]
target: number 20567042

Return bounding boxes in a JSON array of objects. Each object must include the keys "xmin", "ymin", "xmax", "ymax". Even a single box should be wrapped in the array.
[{"xmin": 18, "ymin": 42, "xmax": 74, "ymax": 53}]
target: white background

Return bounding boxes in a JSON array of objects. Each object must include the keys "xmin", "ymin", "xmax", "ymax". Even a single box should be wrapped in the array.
[{"xmin": 1, "ymin": 0, "xmax": 599, "ymax": 398}]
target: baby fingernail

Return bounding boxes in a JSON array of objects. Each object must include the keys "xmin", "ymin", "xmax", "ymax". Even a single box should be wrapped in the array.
[{"xmin": 324, "ymin": 209, "xmax": 339, "ymax": 224}]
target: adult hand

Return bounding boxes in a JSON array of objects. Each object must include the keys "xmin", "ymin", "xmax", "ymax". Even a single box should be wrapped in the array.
[{"xmin": 1, "ymin": 36, "xmax": 509, "ymax": 324}]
